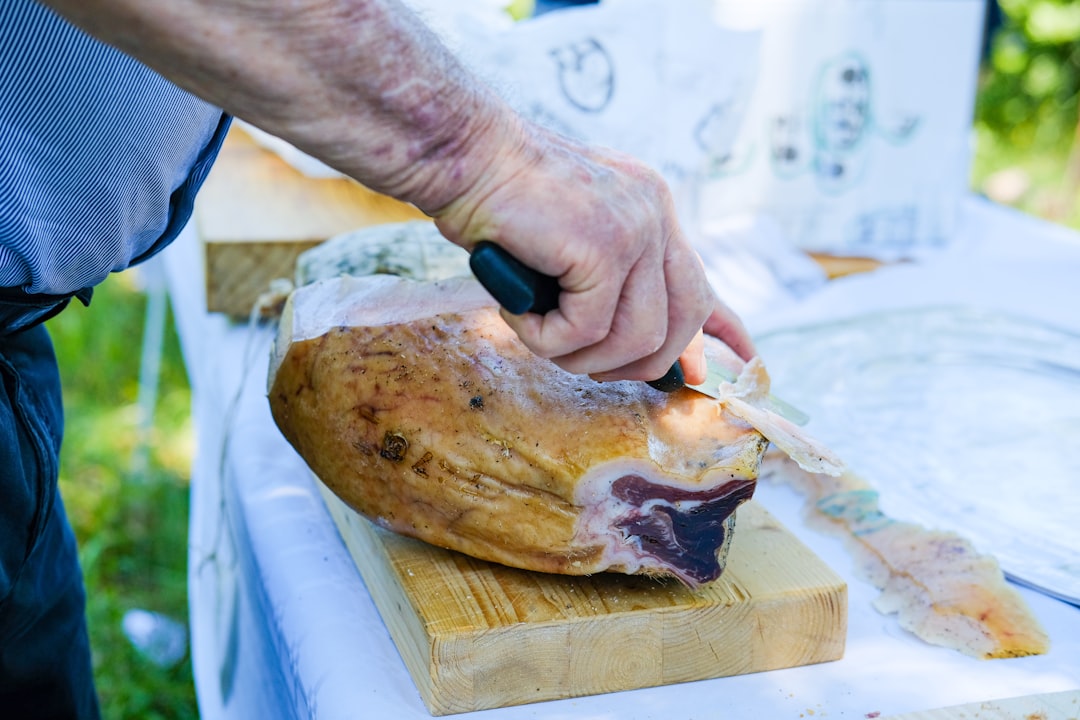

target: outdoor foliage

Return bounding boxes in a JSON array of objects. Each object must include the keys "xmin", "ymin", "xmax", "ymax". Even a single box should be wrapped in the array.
[
  {"xmin": 977, "ymin": 0, "xmax": 1080, "ymax": 150},
  {"xmin": 972, "ymin": 0, "xmax": 1080, "ymax": 228}
]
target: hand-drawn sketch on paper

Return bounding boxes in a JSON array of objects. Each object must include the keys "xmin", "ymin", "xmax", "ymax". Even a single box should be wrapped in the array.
[
  {"xmin": 765, "ymin": 52, "xmax": 921, "ymax": 195},
  {"xmin": 769, "ymin": 114, "xmax": 810, "ymax": 179},
  {"xmin": 549, "ymin": 37, "xmax": 615, "ymax": 113},
  {"xmin": 847, "ymin": 205, "xmax": 920, "ymax": 250},
  {"xmin": 694, "ymin": 99, "xmax": 742, "ymax": 168}
]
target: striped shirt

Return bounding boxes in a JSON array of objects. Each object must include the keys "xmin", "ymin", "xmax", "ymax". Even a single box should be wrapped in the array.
[{"xmin": 0, "ymin": 0, "xmax": 229, "ymax": 296}]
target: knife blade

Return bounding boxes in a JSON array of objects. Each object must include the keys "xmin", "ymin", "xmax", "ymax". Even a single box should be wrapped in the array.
[
  {"xmin": 468, "ymin": 240, "xmax": 809, "ymax": 424},
  {"xmin": 686, "ymin": 363, "xmax": 810, "ymax": 426}
]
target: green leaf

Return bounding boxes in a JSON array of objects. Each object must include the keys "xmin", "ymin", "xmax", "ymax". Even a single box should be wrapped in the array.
[
  {"xmin": 992, "ymin": 31, "xmax": 1030, "ymax": 74},
  {"xmin": 1026, "ymin": 2, "xmax": 1080, "ymax": 44},
  {"xmin": 1023, "ymin": 52, "xmax": 1065, "ymax": 96}
]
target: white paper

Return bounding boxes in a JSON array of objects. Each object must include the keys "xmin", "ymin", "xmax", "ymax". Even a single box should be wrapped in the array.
[{"xmin": 701, "ymin": 0, "xmax": 985, "ymax": 259}]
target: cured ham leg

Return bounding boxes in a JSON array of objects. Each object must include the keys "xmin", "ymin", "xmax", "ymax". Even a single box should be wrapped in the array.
[{"xmin": 269, "ymin": 274, "xmax": 829, "ymax": 586}]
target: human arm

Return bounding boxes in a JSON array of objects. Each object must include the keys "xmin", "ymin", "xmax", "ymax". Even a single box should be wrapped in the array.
[{"xmin": 39, "ymin": 0, "xmax": 755, "ymax": 382}]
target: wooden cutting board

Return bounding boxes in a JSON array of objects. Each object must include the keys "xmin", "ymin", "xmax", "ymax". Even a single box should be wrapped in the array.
[{"xmin": 316, "ymin": 481, "xmax": 847, "ymax": 715}]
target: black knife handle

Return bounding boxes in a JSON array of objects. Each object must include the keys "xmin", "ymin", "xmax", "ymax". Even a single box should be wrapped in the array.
[
  {"xmin": 469, "ymin": 240, "xmax": 561, "ymax": 315},
  {"xmin": 468, "ymin": 240, "xmax": 684, "ymax": 393},
  {"xmin": 647, "ymin": 361, "xmax": 685, "ymax": 392}
]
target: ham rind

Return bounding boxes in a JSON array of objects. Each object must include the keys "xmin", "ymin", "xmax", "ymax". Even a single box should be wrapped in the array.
[
  {"xmin": 761, "ymin": 452, "xmax": 1049, "ymax": 658},
  {"xmin": 268, "ymin": 275, "xmax": 773, "ymax": 586},
  {"xmin": 714, "ymin": 358, "xmax": 845, "ymax": 477}
]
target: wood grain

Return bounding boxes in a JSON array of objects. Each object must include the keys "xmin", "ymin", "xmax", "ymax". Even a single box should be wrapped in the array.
[
  {"xmin": 317, "ymin": 482, "xmax": 847, "ymax": 715},
  {"xmin": 883, "ymin": 689, "xmax": 1080, "ymax": 720},
  {"xmin": 193, "ymin": 127, "xmax": 427, "ymax": 317}
]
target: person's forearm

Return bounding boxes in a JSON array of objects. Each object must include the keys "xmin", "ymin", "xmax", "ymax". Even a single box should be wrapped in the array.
[{"xmin": 39, "ymin": 0, "xmax": 517, "ymax": 213}]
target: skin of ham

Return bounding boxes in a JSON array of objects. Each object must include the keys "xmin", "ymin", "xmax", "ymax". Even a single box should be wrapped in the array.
[{"xmin": 761, "ymin": 452, "xmax": 1050, "ymax": 658}]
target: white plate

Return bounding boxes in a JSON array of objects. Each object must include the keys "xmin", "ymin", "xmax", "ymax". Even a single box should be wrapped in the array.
[{"xmin": 757, "ymin": 305, "xmax": 1080, "ymax": 605}]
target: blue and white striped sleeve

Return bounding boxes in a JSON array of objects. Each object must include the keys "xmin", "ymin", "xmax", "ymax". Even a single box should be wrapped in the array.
[{"xmin": 0, "ymin": 0, "xmax": 230, "ymax": 297}]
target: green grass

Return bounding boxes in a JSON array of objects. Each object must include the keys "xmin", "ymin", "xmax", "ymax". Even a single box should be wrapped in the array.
[{"xmin": 47, "ymin": 272, "xmax": 199, "ymax": 720}]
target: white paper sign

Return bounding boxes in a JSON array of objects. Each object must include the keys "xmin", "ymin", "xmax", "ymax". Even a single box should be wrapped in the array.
[{"xmin": 701, "ymin": 0, "xmax": 985, "ymax": 260}]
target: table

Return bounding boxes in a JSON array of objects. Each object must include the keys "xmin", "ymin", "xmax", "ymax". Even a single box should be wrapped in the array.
[{"xmin": 164, "ymin": 195, "xmax": 1080, "ymax": 719}]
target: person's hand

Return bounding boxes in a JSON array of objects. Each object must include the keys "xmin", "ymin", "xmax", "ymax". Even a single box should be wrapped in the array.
[
  {"xmin": 627, "ymin": 289, "xmax": 757, "ymax": 385},
  {"xmin": 432, "ymin": 121, "xmax": 754, "ymax": 386},
  {"xmin": 704, "ymin": 293, "xmax": 756, "ymax": 363}
]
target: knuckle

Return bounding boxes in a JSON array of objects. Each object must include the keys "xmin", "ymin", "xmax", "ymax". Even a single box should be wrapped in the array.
[
  {"xmin": 635, "ymin": 355, "xmax": 678, "ymax": 384},
  {"xmin": 579, "ymin": 320, "xmax": 610, "ymax": 347}
]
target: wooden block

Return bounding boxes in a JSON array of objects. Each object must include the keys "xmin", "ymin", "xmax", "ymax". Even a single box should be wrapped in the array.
[
  {"xmin": 882, "ymin": 689, "xmax": 1080, "ymax": 719},
  {"xmin": 194, "ymin": 127, "xmax": 428, "ymax": 317},
  {"xmin": 317, "ymin": 483, "xmax": 847, "ymax": 715},
  {"xmin": 809, "ymin": 252, "xmax": 885, "ymax": 279}
]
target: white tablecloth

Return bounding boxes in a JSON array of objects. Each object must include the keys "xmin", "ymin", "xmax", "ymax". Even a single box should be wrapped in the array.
[{"xmin": 166, "ymin": 196, "xmax": 1080, "ymax": 719}]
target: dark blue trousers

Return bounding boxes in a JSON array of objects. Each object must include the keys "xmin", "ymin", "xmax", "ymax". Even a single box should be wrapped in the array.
[{"xmin": 1, "ymin": 317, "xmax": 100, "ymax": 718}]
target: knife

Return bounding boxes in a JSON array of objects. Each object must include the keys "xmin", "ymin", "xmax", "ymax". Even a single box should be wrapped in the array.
[{"xmin": 468, "ymin": 241, "xmax": 809, "ymax": 425}]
